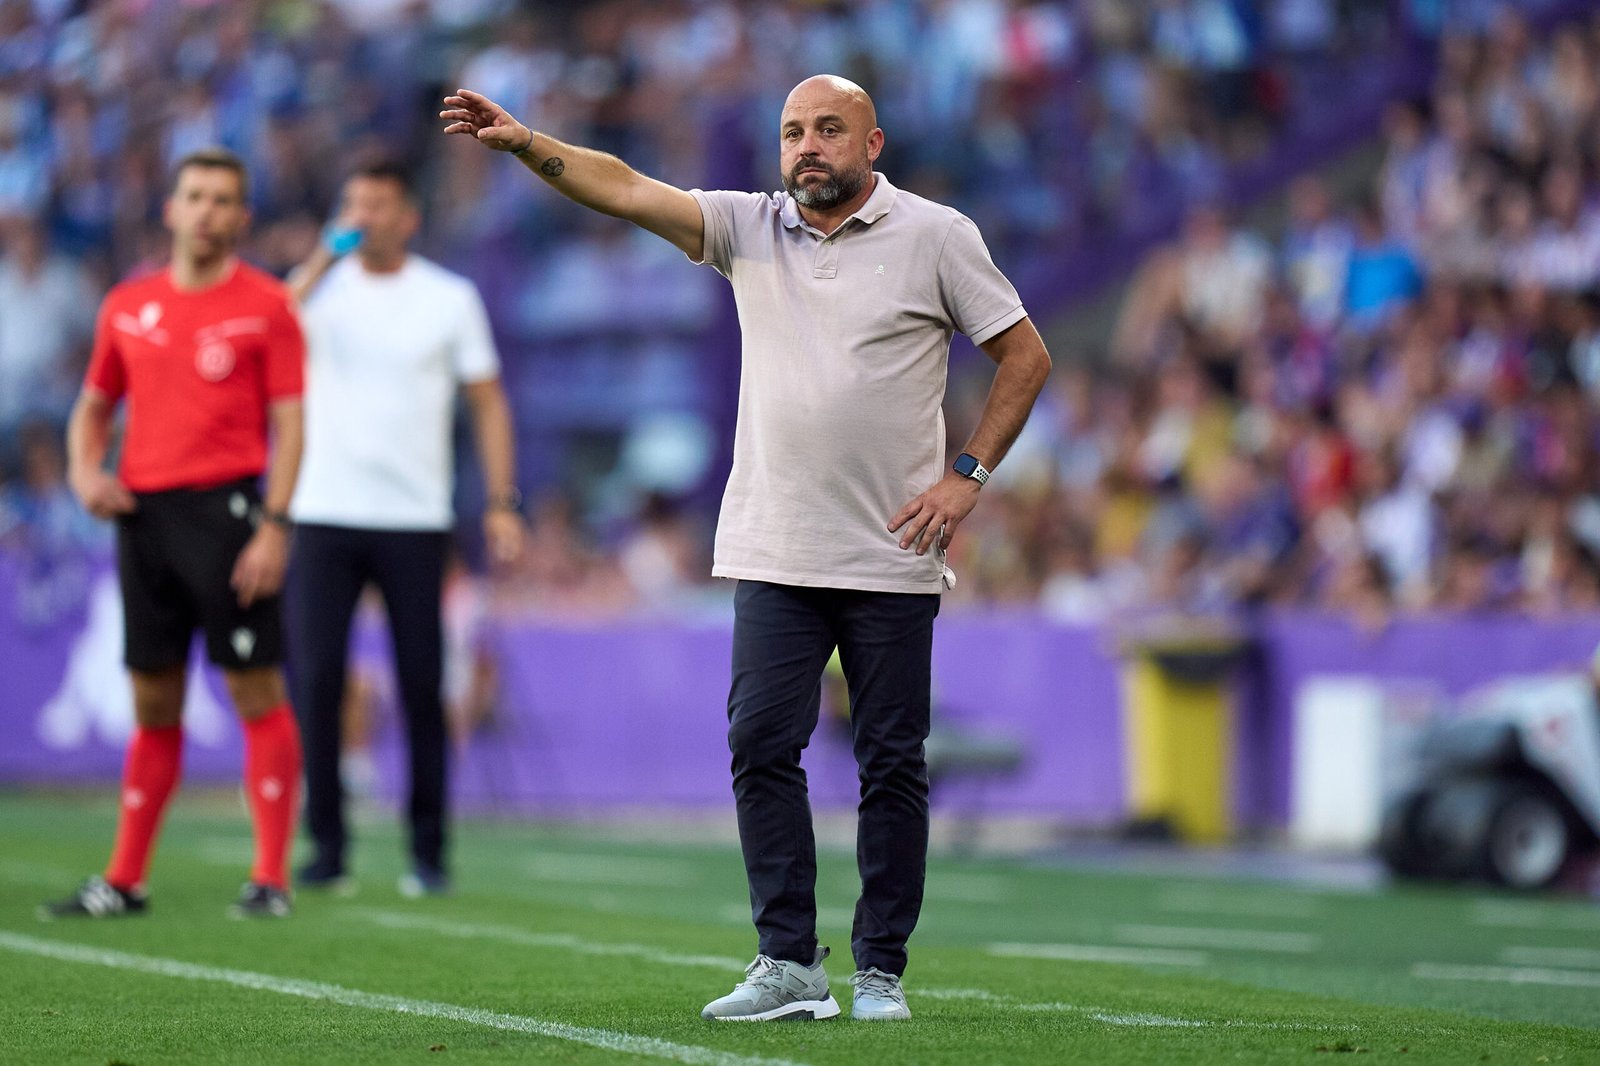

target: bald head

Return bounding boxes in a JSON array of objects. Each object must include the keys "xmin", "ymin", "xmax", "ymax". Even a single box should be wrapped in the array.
[
  {"xmin": 783, "ymin": 75, "xmax": 877, "ymax": 131},
  {"xmin": 779, "ymin": 74, "xmax": 883, "ymax": 215}
]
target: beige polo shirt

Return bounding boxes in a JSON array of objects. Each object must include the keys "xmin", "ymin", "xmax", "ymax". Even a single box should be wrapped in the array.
[{"xmin": 690, "ymin": 174, "xmax": 1028, "ymax": 594}]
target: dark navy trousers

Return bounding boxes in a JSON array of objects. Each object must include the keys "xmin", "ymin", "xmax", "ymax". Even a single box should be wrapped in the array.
[
  {"xmin": 727, "ymin": 579, "xmax": 940, "ymax": 976},
  {"xmin": 288, "ymin": 523, "xmax": 450, "ymax": 874}
]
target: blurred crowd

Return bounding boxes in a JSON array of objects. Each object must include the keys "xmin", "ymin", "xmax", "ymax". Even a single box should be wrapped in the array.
[
  {"xmin": 944, "ymin": 7, "xmax": 1600, "ymax": 623},
  {"xmin": 1, "ymin": 1, "xmax": 1598, "ymax": 623}
]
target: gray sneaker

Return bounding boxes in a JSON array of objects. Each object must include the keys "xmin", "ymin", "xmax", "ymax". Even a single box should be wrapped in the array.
[
  {"xmin": 850, "ymin": 967, "xmax": 910, "ymax": 1020},
  {"xmin": 701, "ymin": 947, "xmax": 841, "ymax": 1021}
]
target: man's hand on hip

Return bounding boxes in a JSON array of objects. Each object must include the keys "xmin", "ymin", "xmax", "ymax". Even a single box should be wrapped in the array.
[
  {"xmin": 888, "ymin": 474, "xmax": 982, "ymax": 556},
  {"xmin": 231, "ymin": 524, "xmax": 290, "ymax": 607}
]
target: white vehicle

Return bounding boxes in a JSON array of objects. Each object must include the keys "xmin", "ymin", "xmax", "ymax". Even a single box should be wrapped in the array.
[{"xmin": 1378, "ymin": 674, "xmax": 1600, "ymax": 890}]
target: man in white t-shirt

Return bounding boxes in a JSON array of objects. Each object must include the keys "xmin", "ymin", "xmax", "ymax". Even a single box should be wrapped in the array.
[
  {"xmin": 443, "ymin": 75, "xmax": 1050, "ymax": 1021},
  {"xmin": 285, "ymin": 160, "xmax": 522, "ymax": 897}
]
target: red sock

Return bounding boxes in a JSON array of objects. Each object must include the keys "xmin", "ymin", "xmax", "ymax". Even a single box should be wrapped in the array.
[
  {"xmin": 104, "ymin": 724, "xmax": 184, "ymax": 890},
  {"xmin": 242, "ymin": 704, "xmax": 301, "ymax": 889}
]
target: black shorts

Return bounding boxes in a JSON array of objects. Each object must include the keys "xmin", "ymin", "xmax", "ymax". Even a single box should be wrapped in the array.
[{"xmin": 116, "ymin": 477, "xmax": 284, "ymax": 673}]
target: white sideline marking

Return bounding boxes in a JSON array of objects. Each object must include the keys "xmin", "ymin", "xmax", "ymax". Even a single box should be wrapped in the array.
[
  {"xmin": 0, "ymin": 931, "xmax": 807, "ymax": 1066},
  {"xmin": 522, "ymin": 854, "xmax": 697, "ymax": 887},
  {"xmin": 988, "ymin": 942, "xmax": 1207, "ymax": 967},
  {"xmin": 916, "ymin": 987, "xmax": 1357, "ymax": 1031},
  {"xmin": 1080, "ymin": 1011, "xmax": 1209, "ymax": 1028},
  {"xmin": 1114, "ymin": 924, "xmax": 1320, "ymax": 955},
  {"xmin": 1470, "ymin": 900, "xmax": 1600, "ymax": 931},
  {"xmin": 359, "ymin": 911, "xmax": 746, "ymax": 970},
  {"xmin": 1413, "ymin": 962, "xmax": 1600, "ymax": 989},
  {"xmin": 1500, "ymin": 946, "xmax": 1600, "ymax": 970},
  {"xmin": 1155, "ymin": 887, "xmax": 1320, "ymax": 920}
]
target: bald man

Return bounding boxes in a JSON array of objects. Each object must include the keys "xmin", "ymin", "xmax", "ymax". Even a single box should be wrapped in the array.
[{"xmin": 444, "ymin": 76, "xmax": 1050, "ymax": 1022}]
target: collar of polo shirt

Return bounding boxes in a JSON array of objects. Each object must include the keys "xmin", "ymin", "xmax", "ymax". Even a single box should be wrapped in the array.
[{"xmin": 780, "ymin": 173, "xmax": 899, "ymax": 237}]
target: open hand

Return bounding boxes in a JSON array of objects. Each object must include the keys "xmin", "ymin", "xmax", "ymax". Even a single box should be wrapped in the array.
[{"xmin": 440, "ymin": 89, "xmax": 531, "ymax": 153}]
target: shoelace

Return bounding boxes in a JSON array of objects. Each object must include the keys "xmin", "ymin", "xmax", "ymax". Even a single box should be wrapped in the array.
[
  {"xmin": 850, "ymin": 968, "xmax": 901, "ymax": 999},
  {"xmin": 735, "ymin": 954, "xmax": 783, "ymax": 991}
]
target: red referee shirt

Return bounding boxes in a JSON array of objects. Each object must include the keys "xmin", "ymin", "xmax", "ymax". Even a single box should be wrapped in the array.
[{"xmin": 84, "ymin": 261, "xmax": 305, "ymax": 493}]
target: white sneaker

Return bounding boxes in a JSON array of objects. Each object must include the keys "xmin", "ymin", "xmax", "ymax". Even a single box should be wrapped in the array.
[
  {"xmin": 850, "ymin": 967, "xmax": 910, "ymax": 1020},
  {"xmin": 701, "ymin": 947, "xmax": 841, "ymax": 1021}
]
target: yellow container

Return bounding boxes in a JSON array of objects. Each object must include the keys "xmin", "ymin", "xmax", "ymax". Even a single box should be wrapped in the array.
[{"xmin": 1122, "ymin": 637, "xmax": 1247, "ymax": 843}]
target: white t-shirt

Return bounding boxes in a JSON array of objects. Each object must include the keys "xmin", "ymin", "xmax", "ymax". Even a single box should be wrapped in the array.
[
  {"xmin": 291, "ymin": 255, "xmax": 500, "ymax": 531},
  {"xmin": 691, "ymin": 176, "xmax": 1027, "ymax": 594}
]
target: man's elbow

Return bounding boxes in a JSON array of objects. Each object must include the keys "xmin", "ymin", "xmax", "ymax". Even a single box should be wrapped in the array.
[{"xmin": 1019, "ymin": 344, "xmax": 1051, "ymax": 394}]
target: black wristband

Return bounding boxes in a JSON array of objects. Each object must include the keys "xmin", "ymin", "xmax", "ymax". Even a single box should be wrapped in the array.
[{"xmin": 261, "ymin": 508, "xmax": 293, "ymax": 529}]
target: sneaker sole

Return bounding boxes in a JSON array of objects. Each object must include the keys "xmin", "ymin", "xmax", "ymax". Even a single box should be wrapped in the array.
[
  {"xmin": 852, "ymin": 1007, "xmax": 912, "ymax": 1021},
  {"xmin": 706, "ymin": 996, "xmax": 841, "ymax": 1022}
]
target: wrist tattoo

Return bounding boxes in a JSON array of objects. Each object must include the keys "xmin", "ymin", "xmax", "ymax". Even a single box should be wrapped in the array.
[{"xmin": 540, "ymin": 157, "xmax": 565, "ymax": 178}]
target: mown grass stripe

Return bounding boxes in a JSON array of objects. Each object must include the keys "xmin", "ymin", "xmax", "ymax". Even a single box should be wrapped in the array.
[
  {"xmin": 1500, "ymin": 946, "xmax": 1600, "ymax": 970},
  {"xmin": 358, "ymin": 909, "xmax": 747, "ymax": 970},
  {"xmin": 1413, "ymin": 962, "xmax": 1600, "ymax": 989},
  {"xmin": 1114, "ymin": 924, "xmax": 1320, "ymax": 954},
  {"xmin": 988, "ymin": 942, "xmax": 1208, "ymax": 967},
  {"xmin": 0, "ymin": 931, "xmax": 809, "ymax": 1066},
  {"xmin": 917, "ymin": 986, "xmax": 1360, "ymax": 1032}
]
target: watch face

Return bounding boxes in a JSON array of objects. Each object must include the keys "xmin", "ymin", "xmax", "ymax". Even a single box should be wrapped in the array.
[{"xmin": 954, "ymin": 453, "xmax": 977, "ymax": 477}]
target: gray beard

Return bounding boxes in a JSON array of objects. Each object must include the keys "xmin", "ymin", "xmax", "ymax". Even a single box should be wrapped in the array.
[{"xmin": 786, "ymin": 166, "xmax": 867, "ymax": 208}]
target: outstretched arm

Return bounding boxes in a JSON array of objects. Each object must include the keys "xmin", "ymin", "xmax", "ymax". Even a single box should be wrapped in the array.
[{"xmin": 441, "ymin": 89, "xmax": 705, "ymax": 260}]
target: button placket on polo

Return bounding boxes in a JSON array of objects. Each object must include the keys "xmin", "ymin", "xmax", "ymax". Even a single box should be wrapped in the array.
[{"xmin": 813, "ymin": 232, "xmax": 840, "ymax": 279}]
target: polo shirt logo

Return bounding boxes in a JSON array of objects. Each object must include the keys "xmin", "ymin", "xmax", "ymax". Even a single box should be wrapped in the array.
[{"xmin": 875, "ymin": 265, "xmax": 885, "ymax": 275}]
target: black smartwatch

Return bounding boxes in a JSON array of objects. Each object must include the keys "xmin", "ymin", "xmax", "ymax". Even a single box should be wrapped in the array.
[{"xmin": 952, "ymin": 452, "xmax": 990, "ymax": 485}]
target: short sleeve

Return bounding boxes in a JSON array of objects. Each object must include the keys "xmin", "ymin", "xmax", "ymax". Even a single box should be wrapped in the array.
[
  {"xmin": 688, "ymin": 189, "xmax": 743, "ymax": 278},
  {"xmin": 263, "ymin": 293, "xmax": 306, "ymax": 400},
  {"xmin": 936, "ymin": 214, "xmax": 1027, "ymax": 344},
  {"xmin": 451, "ymin": 281, "xmax": 501, "ymax": 384},
  {"xmin": 83, "ymin": 301, "xmax": 125, "ymax": 400}
]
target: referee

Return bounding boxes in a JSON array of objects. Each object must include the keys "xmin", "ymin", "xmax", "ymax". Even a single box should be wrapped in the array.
[
  {"xmin": 287, "ymin": 160, "xmax": 522, "ymax": 896},
  {"xmin": 43, "ymin": 148, "xmax": 306, "ymax": 920}
]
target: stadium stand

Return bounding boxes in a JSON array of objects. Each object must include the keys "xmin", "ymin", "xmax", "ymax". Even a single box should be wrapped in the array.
[{"xmin": 0, "ymin": 1, "xmax": 1597, "ymax": 620}]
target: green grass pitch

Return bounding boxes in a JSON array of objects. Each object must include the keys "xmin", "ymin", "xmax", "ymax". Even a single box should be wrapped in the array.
[{"xmin": 3, "ymin": 790, "xmax": 1599, "ymax": 1065}]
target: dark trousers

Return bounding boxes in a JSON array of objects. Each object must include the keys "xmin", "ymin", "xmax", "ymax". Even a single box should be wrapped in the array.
[
  {"xmin": 727, "ymin": 580, "xmax": 940, "ymax": 977},
  {"xmin": 288, "ymin": 523, "xmax": 450, "ymax": 873}
]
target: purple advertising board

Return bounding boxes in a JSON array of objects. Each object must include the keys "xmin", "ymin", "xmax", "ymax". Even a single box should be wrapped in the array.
[{"xmin": 4, "ymin": 559, "xmax": 1599, "ymax": 828}]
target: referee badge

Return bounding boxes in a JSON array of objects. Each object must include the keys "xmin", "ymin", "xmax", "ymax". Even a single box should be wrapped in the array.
[{"xmin": 196, "ymin": 338, "xmax": 237, "ymax": 381}]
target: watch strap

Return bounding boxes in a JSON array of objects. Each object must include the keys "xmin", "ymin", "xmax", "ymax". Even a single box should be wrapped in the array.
[{"xmin": 954, "ymin": 453, "xmax": 990, "ymax": 485}]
